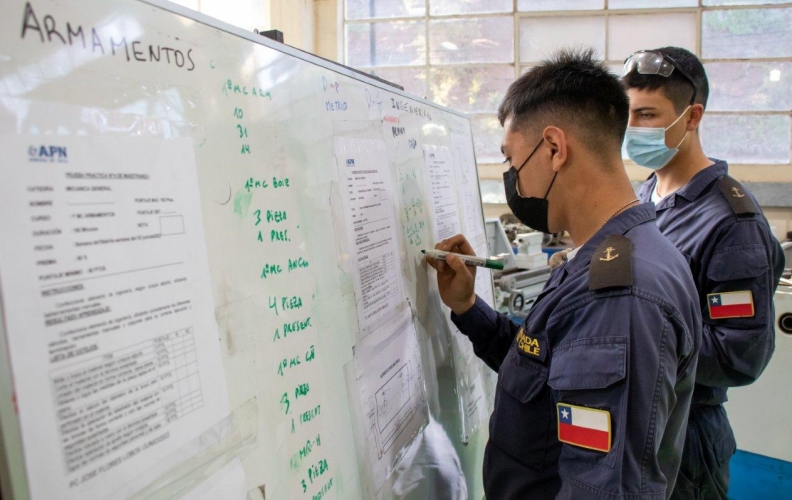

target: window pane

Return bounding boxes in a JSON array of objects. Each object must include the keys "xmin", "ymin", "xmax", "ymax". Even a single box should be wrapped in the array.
[
  {"xmin": 201, "ymin": 0, "xmax": 266, "ymax": 31},
  {"xmin": 607, "ymin": 63, "xmax": 624, "ymax": 78},
  {"xmin": 520, "ymin": 16, "xmax": 605, "ymax": 63},
  {"xmin": 608, "ymin": 14, "xmax": 696, "ymax": 61},
  {"xmin": 480, "ymin": 179, "xmax": 507, "ymax": 204},
  {"xmin": 609, "ymin": 0, "xmax": 696, "ymax": 8},
  {"xmin": 371, "ymin": 68, "xmax": 427, "ymax": 98},
  {"xmin": 471, "ymin": 115, "xmax": 504, "ymax": 163},
  {"xmin": 346, "ymin": 0, "xmax": 425, "ymax": 20},
  {"xmin": 346, "ymin": 21, "xmax": 426, "ymax": 67},
  {"xmin": 429, "ymin": 66, "xmax": 514, "ymax": 113},
  {"xmin": 431, "ymin": 0, "xmax": 512, "ymax": 16},
  {"xmin": 701, "ymin": 115, "xmax": 791, "ymax": 164},
  {"xmin": 702, "ymin": 8, "xmax": 792, "ymax": 59},
  {"xmin": 518, "ymin": 0, "xmax": 604, "ymax": 11},
  {"xmin": 429, "ymin": 17, "xmax": 514, "ymax": 64},
  {"xmin": 704, "ymin": 0, "xmax": 788, "ymax": 5},
  {"xmin": 707, "ymin": 62, "xmax": 792, "ymax": 112}
]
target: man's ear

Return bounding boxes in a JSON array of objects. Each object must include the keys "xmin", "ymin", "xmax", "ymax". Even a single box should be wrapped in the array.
[
  {"xmin": 687, "ymin": 103, "xmax": 705, "ymax": 131},
  {"xmin": 543, "ymin": 126, "xmax": 567, "ymax": 173}
]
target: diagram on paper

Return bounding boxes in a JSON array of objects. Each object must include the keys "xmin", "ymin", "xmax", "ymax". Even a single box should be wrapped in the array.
[
  {"xmin": 352, "ymin": 309, "xmax": 428, "ymax": 493},
  {"xmin": 370, "ymin": 360, "xmax": 420, "ymax": 459}
]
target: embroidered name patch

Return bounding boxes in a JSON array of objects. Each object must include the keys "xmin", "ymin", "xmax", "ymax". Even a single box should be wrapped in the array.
[
  {"xmin": 708, "ymin": 291, "xmax": 755, "ymax": 319},
  {"xmin": 516, "ymin": 328, "xmax": 542, "ymax": 359},
  {"xmin": 557, "ymin": 403, "xmax": 611, "ymax": 453}
]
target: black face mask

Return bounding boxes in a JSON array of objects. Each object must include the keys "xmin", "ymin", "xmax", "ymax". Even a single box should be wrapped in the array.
[{"xmin": 502, "ymin": 138, "xmax": 558, "ymax": 233}]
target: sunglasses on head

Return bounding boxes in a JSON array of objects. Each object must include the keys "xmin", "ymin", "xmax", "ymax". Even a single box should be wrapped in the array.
[{"xmin": 623, "ymin": 50, "xmax": 698, "ymax": 105}]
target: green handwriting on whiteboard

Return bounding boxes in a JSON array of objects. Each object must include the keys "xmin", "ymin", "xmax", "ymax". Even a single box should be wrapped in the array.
[
  {"xmin": 406, "ymin": 221, "xmax": 425, "ymax": 247},
  {"xmin": 233, "ymin": 106, "xmax": 250, "ymax": 154},
  {"xmin": 289, "ymin": 434, "xmax": 322, "ymax": 471},
  {"xmin": 280, "ymin": 392, "xmax": 291, "ymax": 414},
  {"xmin": 261, "ymin": 257, "xmax": 309, "ymax": 279},
  {"xmin": 289, "ymin": 257, "xmax": 309, "ymax": 271},
  {"xmin": 302, "ymin": 458, "xmax": 329, "ymax": 492},
  {"xmin": 264, "ymin": 229, "xmax": 290, "ymax": 242},
  {"xmin": 294, "ymin": 382, "xmax": 310, "ymax": 399},
  {"xmin": 311, "ymin": 478, "xmax": 333, "ymax": 500},
  {"xmin": 267, "ymin": 210, "xmax": 287, "ymax": 223},
  {"xmin": 277, "ymin": 345, "xmax": 315, "ymax": 377},
  {"xmin": 268, "ymin": 295, "xmax": 304, "ymax": 316},
  {"xmin": 253, "ymin": 211, "xmax": 290, "ymax": 238},
  {"xmin": 277, "ymin": 356, "xmax": 298, "ymax": 376},
  {"xmin": 273, "ymin": 317, "xmax": 313, "ymax": 341},
  {"xmin": 299, "ymin": 404, "xmax": 321, "ymax": 424},
  {"xmin": 260, "ymin": 263, "xmax": 283, "ymax": 279},
  {"xmin": 221, "ymin": 79, "xmax": 272, "ymax": 99},
  {"xmin": 245, "ymin": 177, "xmax": 290, "ymax": 192},
  {"xmin": 257, "ymin": 229, "xmax": 290, "ymax": 243},
  {"xmin": 403, "ymin": 198, "xmax": 424, "ymax": 223}
]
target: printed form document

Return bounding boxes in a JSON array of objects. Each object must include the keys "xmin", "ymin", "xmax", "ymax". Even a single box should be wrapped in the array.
[
  {"xmin": 335, "ymin": 137, "xmax": 405, "ymax": 333},
  {"xmin": 0, "ymin": 135, "xmax": 228, "ymax": 500},
  {"xmin": 424, "ymin": 146, "xmax": 461, "ymax": 242}
]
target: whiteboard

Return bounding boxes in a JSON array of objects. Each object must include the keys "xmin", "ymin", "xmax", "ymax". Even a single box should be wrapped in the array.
[{"xmin": 0, "ymin": 1, "xmax": 496, "ymax": 499}]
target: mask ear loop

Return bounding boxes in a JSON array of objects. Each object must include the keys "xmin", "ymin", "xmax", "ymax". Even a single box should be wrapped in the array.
[
  {"xmin": 514, "ymin": 137, "xmax": 545, "ymax": 197},
  {"xmin": 543, "ymin": 171, "xmax": 558, "ymax": 200},
  {"xmin": 664, "ymin": 105, "xmax": 691, "ymax": 132},
  {"xmin": 665, "ymin": 105, "xmax": 692, "ymax": 150},
  {"xmin": 515, "ymin": 137, "xmax": 545, "ymax": 173}
]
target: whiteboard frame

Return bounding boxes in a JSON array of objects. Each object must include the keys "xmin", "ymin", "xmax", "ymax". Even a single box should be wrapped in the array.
[
  {"xmin": 0, "ymin": 1, "xmax": 496, "ymax": 498},
  {"xmin": 140, "ymin": 0, "xmax": 470, "ymax": 120}
]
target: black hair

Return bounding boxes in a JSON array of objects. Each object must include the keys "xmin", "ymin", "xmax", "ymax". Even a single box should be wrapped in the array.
[
  {"xmin": 498, "ymin": 47, "xmax": 629, "ymax": 161},
  {"xmin": 622, "ymin": 46, "xmax": 710, "ymax": 113}
]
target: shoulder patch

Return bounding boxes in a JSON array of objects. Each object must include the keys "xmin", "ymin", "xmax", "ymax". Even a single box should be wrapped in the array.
[
  {"xmin": 516, "ymin": 327, "xmax": 547, "ymax": 361},
  {"xmin": 708, "ymin": 291, "xmax": 755, "ymax": 319},
  {"xmin": 558, "ymin": 403, "xmax": 611, "ymax": 453},
  {"xmin": 718, "ymin": 175, "xmax": 759, "ymax": 215},
  {"xmin": 589, "ymin": 234, "xmax": 633, "ymax": 291}
]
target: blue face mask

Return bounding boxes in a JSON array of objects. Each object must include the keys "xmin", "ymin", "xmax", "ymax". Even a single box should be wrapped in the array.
[{"xmin": 624, "ymin": 106, "xmax": 690, "ymax": 170}]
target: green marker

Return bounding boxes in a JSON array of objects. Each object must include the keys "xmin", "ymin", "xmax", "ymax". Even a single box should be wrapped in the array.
[{"xmin": 422, "ymin": 249, "xmax": 504, "ymax": 271}]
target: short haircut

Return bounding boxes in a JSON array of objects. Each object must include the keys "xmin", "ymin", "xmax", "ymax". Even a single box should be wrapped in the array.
[
  {"xmin": 622, "ymin": 46, "xmax": 710, "ymax": 113},
  {"xmin": 497, "ymin": 47, "xmax": 629, "ymax": 161}
]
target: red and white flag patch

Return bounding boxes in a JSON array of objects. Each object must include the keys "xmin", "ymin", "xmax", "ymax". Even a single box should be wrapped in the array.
[
  {"xmin": 708, "ymin": 291, "xmax": 754, "ymax": 319},
  {"xmin": 557, "ymin": 403, "xmax": 611, "ymax": 453}
]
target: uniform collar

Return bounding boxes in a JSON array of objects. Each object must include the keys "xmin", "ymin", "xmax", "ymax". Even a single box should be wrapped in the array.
[
  {"xmin": 563, "ymin": 202, "xmax": 657, "ymax": 276},
  {"xmin": 644, "ymin": 160, "xmax": 728, "ymax": 209}
]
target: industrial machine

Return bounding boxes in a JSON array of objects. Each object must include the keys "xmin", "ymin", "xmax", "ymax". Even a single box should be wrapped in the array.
[
  {"xmin": 725, "ymin": 274, "xmax": 792, "ymax": 498},
  {"xmin": 485, "ymin": 218, "xmax": 552, "ymax": 319}
]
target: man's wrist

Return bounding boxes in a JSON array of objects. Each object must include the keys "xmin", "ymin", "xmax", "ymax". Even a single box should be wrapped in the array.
[{"xmin": 452, "ymin": 295, "xmax": 476, "ymax": 316}]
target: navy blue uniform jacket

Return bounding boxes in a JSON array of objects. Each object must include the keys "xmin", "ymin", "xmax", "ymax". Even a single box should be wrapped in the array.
[
  {"xmin": 639, "ymin": 161, "xmax": 785, "ymax": 404},
  {"xmin": 452, "ymin": 203, "xmax": 702, "ymax": 499}
]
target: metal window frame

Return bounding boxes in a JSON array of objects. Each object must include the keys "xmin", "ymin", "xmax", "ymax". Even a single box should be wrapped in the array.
[{"xmin": 340, "ymin": 0, "xmax": 792, "ymax": 172}]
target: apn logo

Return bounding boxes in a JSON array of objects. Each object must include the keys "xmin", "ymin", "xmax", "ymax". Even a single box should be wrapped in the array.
[
  {"xmin": 346, "ymin": 158, "xmax": 355, "ymax": 167},
  {"xmin": 28, "ymin": 145, "xmax": 68, "ymax": 164}
]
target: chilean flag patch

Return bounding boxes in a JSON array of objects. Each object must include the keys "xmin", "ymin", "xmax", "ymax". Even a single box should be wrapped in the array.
[
  {"xmin": 708, "ymin": 291, "xmax": 754, "ymax": 319},
  {"xmin": 557, "ymin": 403, "xmax": 611, "ymax": 453}
]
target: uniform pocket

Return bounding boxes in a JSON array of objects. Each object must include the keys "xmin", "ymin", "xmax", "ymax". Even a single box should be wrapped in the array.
[
  {"xmin": 548, "ymin": 337, "xmax": 628, "ymax": 469},
  {"xmin": 548, "ymin": 337, "xmax": 626, "ymax": 391},
  {"xmin": 490, "ymin": 347, "xmax": 555, "ymax": 471},
  {"xmin": 705, "ymin": 244, "xmax": 769, "ymax": 326},
  {"xmin": 707, "ymin": 245, "xmax": 768, "ymax": 282}
]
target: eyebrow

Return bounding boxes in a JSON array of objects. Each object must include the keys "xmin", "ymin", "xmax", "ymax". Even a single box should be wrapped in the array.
[{"xmin": 632, "ymin": 106, "xmax": 657, "ymax": 113}]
